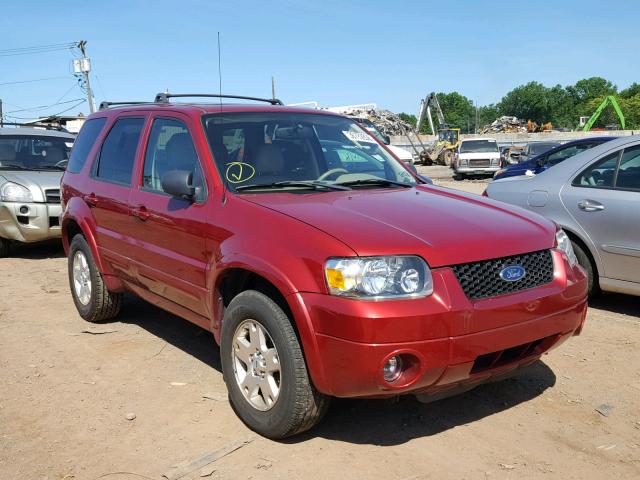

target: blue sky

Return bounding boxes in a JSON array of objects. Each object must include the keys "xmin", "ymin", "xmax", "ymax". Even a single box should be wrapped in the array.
[{"xmin": 1, "ymin": 0, "xmax": 638, "ymax": 120}]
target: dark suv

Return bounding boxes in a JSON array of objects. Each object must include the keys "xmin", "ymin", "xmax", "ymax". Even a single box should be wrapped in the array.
[{"xmin": 61, "ymin": 94, "xmax": 588, "ymax": 439}]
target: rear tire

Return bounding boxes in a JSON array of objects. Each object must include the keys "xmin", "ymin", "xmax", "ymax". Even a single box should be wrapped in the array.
[
  {"xmin": 0, "ymin": 238, "xmax": 10, "ymax": 257},
  {"xmin": 441, "ymin": 150, "xmax": 454, "ymax": 167},
  {"xmin": 68, "ymin": 234, "xmax": 122, "ymax": 322},
  {"xmin": 571, "ymin": 241, "xmax": 600, "ymax": 297},
  {"xmin": 221, "ymin": 290, "xmax": 330, "ymax": 439}
]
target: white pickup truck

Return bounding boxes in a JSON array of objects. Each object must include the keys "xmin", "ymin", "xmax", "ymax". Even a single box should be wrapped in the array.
[{"xmin": 453, "ymin": 137, "xmax": 501, "ymax": 177}]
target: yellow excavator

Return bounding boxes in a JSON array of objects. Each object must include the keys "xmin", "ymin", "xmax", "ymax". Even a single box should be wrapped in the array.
[{"xmin": 409, "ymin": 92, "xmax": 460, "ymax": 166}]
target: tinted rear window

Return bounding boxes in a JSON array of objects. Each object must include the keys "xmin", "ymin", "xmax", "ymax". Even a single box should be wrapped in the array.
[
  {"xmin": 94, "ymin": 117, "xmax": 144, "ymax": 185},
  {"xmin": 67, "ymin": 118, "xmax": 106, "ymax": 173}
]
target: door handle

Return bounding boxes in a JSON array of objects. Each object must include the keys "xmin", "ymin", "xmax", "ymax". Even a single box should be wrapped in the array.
[
  {"xmin": 578, "ymin": 199, "xmax": 605, "ymax": 212},
  {"xmin": 83, "ymin": 193, "xmax": 98, "ymax": 207},
  {"xmin": 131, "ymin": 205, "xmax": 150, "ymax": 221}
]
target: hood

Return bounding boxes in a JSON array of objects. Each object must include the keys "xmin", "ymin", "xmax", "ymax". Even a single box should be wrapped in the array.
[
  {"xmin": 0, "ymin": 170, "xmax": 63, "ymax": 202},
  {"xmin": 241, "ymin": 186, "xmax": 555, "ymax": 267},
  {"xmin": 387, "ymin": 144, "xmax": 413, "ymax": 161},
  {"xmin": 458, "ymin": 151, "xmax": 500, "ymax": 159}
]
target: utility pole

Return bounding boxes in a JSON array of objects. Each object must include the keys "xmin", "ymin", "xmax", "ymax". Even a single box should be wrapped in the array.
[
  {"xmin": 271, "ymin": 76, "xmax": 276, "ymax": 101},
  {"xmin": 75, "ymin": 40, "xmax": 95, "ymax": 113},
  {"xmin": 0, "ymin": 99, "xmax": 3, "ymax": 127}
]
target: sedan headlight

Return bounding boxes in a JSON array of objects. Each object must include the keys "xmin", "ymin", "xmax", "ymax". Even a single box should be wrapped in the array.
[
  {"xmin": 0, "ymin": 182, "xmax": 33, "ymax": 202},
  {"xmin": 325, "ymin": 256, "xmax": 433, "ymax": 299},
  {"xmin": 555, "ymin": 230, "xmax": 577, "ymax": 266}
]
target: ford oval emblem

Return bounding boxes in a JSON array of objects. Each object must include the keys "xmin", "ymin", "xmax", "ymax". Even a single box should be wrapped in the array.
[{"xmin": 499, "ymin": 265, "xmax": 526, "ymax": 282}]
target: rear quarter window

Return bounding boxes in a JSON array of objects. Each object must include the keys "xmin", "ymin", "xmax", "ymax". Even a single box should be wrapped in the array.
[{"xmin": 67, "ymin": 118, "xmax": 107, "ymax": 173}]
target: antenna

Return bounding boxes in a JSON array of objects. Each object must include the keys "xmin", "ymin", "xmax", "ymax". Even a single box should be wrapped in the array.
[{"xmin": 217, "ymin": 32, "xmax": 222, "ymax": 106}]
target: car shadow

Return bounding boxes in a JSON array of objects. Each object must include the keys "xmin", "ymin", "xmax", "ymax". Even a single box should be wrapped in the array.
[
  {"xmin": 9, "ymin": 240, "xmax": 66, "ymax": 259},
  {"xmin": 116, "ymin": 294, "xmax": 222, "ymax": 372},
  {"xmin": 589, "ymin": 292, "xmax": 640, "ymax": 317},
  {"xmin": 288, "ymin": 361, "xmax": 556, "ymax": 446},
  {"xmin": 100, "ymin": 294, "xmax": 556, "ymax": 446}
]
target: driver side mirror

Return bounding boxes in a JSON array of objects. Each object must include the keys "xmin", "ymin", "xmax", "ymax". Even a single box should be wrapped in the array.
[
  {"xmin": 161, "ymin": 170, "xmax": 195, "ymax": 201},
  {"xmin": 382, "ymin": 134, "xmax": 391, "ymax": 145}
]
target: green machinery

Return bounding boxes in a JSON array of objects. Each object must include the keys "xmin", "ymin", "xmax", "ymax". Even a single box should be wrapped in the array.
[{"xmin": 580, "ymin": 95, "xmax": 625, "ymax": 132}]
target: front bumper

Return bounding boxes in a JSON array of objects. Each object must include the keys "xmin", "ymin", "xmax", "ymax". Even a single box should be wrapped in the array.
[
  {"xmin": 0, "ymin": 201, "xmax": 62, "ymax": 243},
  {"xmin": 455, "ymin": 165, "xmax": 500, "ymax": 175},
  {"xmin": 289, "ymin": 250, "xmax": 588, "ymax": 398}
]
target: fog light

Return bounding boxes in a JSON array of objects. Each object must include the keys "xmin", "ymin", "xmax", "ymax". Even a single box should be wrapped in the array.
[
  {"xmin": 383, "ymin": 355, "xmax": 403, "ymax": 382},
  {"xmin": 19, "ymin": 206, "xmax": 29, "ymax": 214}
]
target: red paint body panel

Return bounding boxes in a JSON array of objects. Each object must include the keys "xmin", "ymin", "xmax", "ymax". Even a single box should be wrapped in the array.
[{"xmin": 61, "ymin": 103, "xmax": 588, "ymax": 400}]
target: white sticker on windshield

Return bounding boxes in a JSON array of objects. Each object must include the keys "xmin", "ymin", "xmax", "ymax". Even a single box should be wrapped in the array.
[{"xmin": 342, "ymin": 130, "xmax": 377, "ymax": 144}]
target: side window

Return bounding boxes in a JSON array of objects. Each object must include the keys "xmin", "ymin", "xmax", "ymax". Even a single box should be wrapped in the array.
[
  {"xmin": 143, "ymin": 118, "xmax": 206, "ymax": 202},
  {"xmin": 95, "ymin": 117, "xmax": 144, "ymax": 185},
  {"xmin": 67, "ymin": 117, "xmax": 107, "ymax": 173},
  {"xmin": 573, "ymin": 151, "xmax": 620, "ymax": 189},
  {"xmin": 616, "ymin": 145, "xmax": 640, "ymax": 191}
]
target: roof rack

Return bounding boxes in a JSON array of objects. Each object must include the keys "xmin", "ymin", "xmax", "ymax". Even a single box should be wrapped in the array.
[
  {"xmin": 98, "ymin": 101, "xmax": 153, "ymax": 111},
  {"xmin": 154, "ymin": 93, "xmax": 284, "ymax": 106},
  {"xmin": 0, "ymin": 122, "xmax": 68, "ymax": 132}
]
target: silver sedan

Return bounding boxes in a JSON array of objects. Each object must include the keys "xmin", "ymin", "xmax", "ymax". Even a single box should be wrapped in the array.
[{"xmin": 486, "ymin": 135, "xmax": 640, "ymax": 297}]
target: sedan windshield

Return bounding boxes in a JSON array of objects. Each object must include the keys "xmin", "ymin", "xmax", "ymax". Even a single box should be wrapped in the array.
[
  {"xmin": 0, "ymin": 135, "xmax": 73, "ymax": 170},
  {"xmin": 202, "ymin": 112, "xmax": 417, "ymax": 192},
  {"xmin": 459, "ymin": 140, "xmax": 498, "ymax": 154}
]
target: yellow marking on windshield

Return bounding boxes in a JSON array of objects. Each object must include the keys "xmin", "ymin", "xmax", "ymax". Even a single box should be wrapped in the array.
[{"xmin": 225, "ymin": 162, "xmax": 256, "ymax": 184}]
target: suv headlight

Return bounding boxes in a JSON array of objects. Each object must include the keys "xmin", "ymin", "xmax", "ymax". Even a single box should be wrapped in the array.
[
  {"xmin": 1, "ymin": 182, "xmax": 33, "ymax": 202},
  {"xmin": 325, "ymin": 256, "xmax": 433, "ymax": 299},
  {"xmin": 555, "ymin": 229, "xmax": 577, "ymax": 266}
]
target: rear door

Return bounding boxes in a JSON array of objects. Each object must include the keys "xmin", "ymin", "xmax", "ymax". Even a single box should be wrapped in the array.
[
  {"xmin": 561, "ymin": 143, "xmax": 640, "ymax": 284},
  {"xmin": 87, "ymin": 115, "xmax": 146, "ymax": 279},
  {"xmin": 127, "ymin": 114, "xmax": 210, "ymax": 316}
]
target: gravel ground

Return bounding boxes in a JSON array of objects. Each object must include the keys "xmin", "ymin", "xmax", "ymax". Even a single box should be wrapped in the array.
[{"xmin": 1, "ymin": 177, "xmax": 638, "ymax": 480}]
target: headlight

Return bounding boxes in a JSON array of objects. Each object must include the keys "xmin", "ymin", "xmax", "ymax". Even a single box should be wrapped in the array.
[
  {"xmin": 325, "ymin": 256, "xmax": 433, "ymax": 299},
  {"xmin": 0, "ymin": 182, "xmax": 33, "ymax": 202},
  {"xmin": 555, "ymin": 230, "xmax": 577, "ymax": 266}
]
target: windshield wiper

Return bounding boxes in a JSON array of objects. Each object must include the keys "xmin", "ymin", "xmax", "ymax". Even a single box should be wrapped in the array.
[
  {"xmin": 36, "ymin": 165, "xmax": 66, "ymax": 171},
  {"xmin": 0, "ymin": 164, "xmax": 36, "ymax": 171},
  {"xmin": 235, "ymin": 180, "xmax": 352, "ymax": 192},
  {"xmin": 336, "ymin": 178, "xmax": 413, "ymax": 188}
]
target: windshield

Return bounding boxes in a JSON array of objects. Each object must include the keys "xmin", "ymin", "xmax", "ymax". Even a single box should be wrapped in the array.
[
  {"xmin": 0, "ymin": 135, "xmax": 73, "ymax": 170},
  {"xmin": 202, "ymin": 112, "xmax": 417, "ymax": 192},
  {"xmin": 459, "ymin": 140, "xmax": 498, "ymax": 154},
  {"xmin": 529, "ymin": 142, "xmax": 559, "ymax": 155}
]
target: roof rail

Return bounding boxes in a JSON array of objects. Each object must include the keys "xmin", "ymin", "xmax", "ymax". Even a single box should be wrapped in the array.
[
  {"xmin": 0, "ymin": 122, "xmax": 68, "ymax": 132},
  {"xmin": 154, "ymin": 92, "xmax": 284, "ymax": 106},
  {"xmin": 98, "ymin": 101, "xmax": 153, "ymax": 111}
]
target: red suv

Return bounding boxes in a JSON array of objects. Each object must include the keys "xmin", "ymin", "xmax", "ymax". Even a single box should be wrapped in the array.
[{"xmin": 61, "ymin": 93, "xmax": 588, "ymax": 439}]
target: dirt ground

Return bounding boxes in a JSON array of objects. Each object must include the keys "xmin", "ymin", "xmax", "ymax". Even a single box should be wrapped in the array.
[{"xmin": 1, "ymin": 176, "xmax": 639, "ymax": 480}]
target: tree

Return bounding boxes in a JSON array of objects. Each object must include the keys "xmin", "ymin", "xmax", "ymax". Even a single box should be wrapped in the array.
[
  {"xmin": 620, "ymin": 83, "xmax": 640, "ymax": 99},
  {"xmin": 546, "ymin": 84, "xmax": 576, "ymax": 129},
  {"xmin": 398, "ymin": 112, "xmax": 416, "ymax": 128},
  {"xmin": 567, "ymin": 77, "xmax": 617, "ymax": 104},
  {"xmin": 498, "ymin": 82, "xmax": 551, "ymax": 123},
  {"xmin": 430, "ymin": 91, "xmax": 474, "ymax": 134},
  {"xmin": 477, "ymin": 104, "xmax": 500, "ymax": 130}
]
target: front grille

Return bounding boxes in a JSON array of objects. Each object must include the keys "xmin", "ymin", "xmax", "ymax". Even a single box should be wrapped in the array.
[
  {"xmin": 469, "ymin": 159, "xmax": 490, "ymax": 167},
  {"xmin": 452, "ymin": 250, "xmax": 554, "ymax": 299},
  {"xmin": 44, "ymin": 189, "xmax": 60, "ymax": 204},
  {"xmin": 470, "ymin": 336, "xmax": 550, "ymax": 374}
]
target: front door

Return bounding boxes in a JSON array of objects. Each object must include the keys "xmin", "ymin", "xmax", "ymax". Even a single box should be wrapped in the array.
[
  {"xmin": 128, "ymin": 115, "xmax": 210, "ymax": 316},
  {"xmin": 561, "ymin": 143, "xmax": 640, "ymax": 284}
]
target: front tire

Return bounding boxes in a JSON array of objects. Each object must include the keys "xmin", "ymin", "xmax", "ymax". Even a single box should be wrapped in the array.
[
  {"xmin": 0, "ymin": 237, "xmax": 10, "ymax": 257},
  {"xmin": 221, "ymin": 290, "xmax": 329, "ymax": 439},
  {"xmin": 571, "ymin": 241, "xmax": 600, "ymax": 297},
  {"xmin": 68, "ymin": 235, "xmax": 122, "ymax": 322}
]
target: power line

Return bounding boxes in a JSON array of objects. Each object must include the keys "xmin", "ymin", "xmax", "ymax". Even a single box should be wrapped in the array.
[
  {"xmin": 0, "ymin": 42, "xmax": 76, "ymax": 57},
  {"xmin": 5, "ymin": 99, "xmax": 85, "ymax": 120},
  {"xmin": 0, "ymin": 75, "xmax": 69, "ymax": 87},
  {"xmin": 5, "ymin": 97, "xmax": 85, "ymax": 114}
]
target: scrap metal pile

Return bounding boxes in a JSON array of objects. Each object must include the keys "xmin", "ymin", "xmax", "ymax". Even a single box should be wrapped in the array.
[
  {"xmin": 481, "ymin": 116, "xmax": 528, "ymax": 134},
  {"xmin": 481, "ymin": 116, "xmax": 554, "ymax": 134},
  {"xmin": 349, "ymin": 108, "xmax": 414, "ymax": 136}
]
